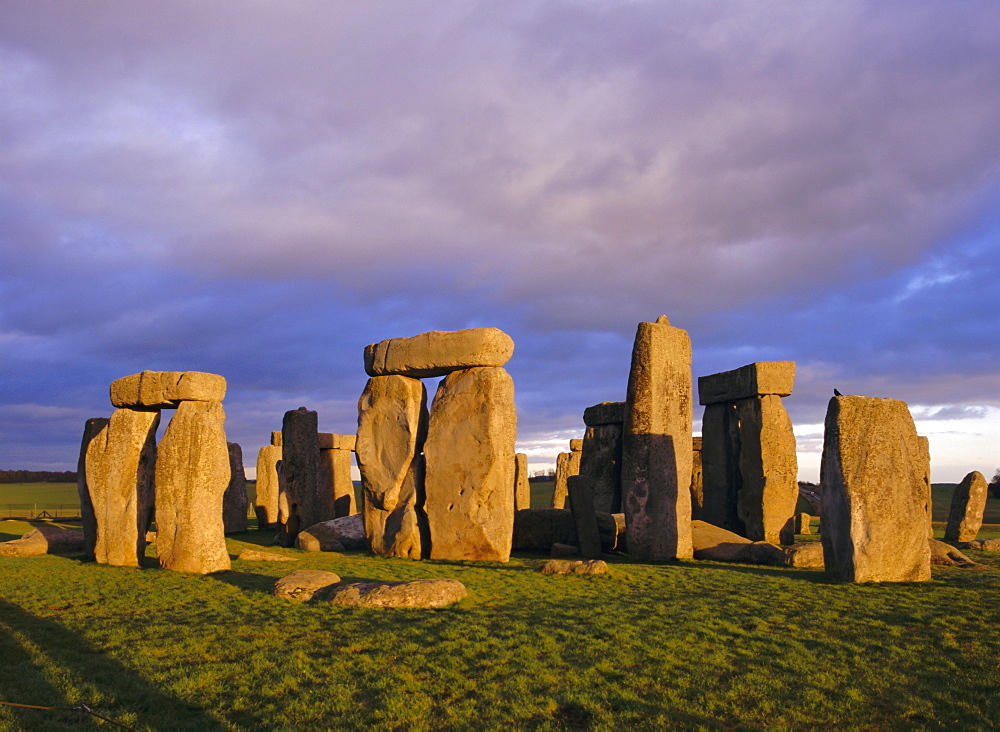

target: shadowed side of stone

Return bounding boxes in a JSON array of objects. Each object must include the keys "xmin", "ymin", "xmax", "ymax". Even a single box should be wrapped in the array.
[
  {"xmin": 296, "ymin": 515, "xmax": 367, "ymax": 552},
  {"xmin": 320, "ymin": 578, "xmax": 467, "ymax": 608}
]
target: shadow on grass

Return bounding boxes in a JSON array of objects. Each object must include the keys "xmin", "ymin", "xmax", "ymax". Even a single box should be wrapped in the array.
[
  {"xmin": 208, "ymin": 570, "xmax": 278, "ymax": 594},
  {"xmin": 0, "ymin": 598, "xmax": 225, "ymax": 731},
  {"xmin": 679, "ymin": 559, "xmax": 831, "ymax": 583}
]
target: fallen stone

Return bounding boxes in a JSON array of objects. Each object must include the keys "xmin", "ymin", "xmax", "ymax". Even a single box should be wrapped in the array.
[
  {"xmin": 321, "ymin": 578, "xmax": 467, "ymax": 608},
  {"xmin": 223, "ymin": 442, "xmax": 249, "ymax": 534},
  {"xmin": 538, "ymin": 559, "xmax": 609, "ymax": 575},
  {"xmin": 820, "ymin": 396, "xmax": 931, "ymax": 583},
  {"xmin": 551, "ymin": 542, "xmax": 578, "ymax": 557},
  {"xmin": 296, "ymin": 515, "xmax": 367, "ymax": 552},
  {"xmin": 691, "ymin": 520, "xmax": 784, "ymax": 566},
  {"xmin": 273, "ymin": 569, "xmax": 342, "ymax": 601},
  {"xmin": 0, "ymin": 526, "xmax": 86, "ymax": 557},
  {"xmin": 962, "ymin": 538, "xmax": 1000, "ymax": 552},
  {"xmin": 944, "ymin": 471, "xmax": 989, "ymax": 543},
  {"xmin": 929, "ymin": 539, "xmax": 983, "ymax": 568},
  {"xmin": 697, "ymin": 361, "xmax": 795, "ymax": 405},
  {"xmin": 783, "ymin": 541, "xmax": 825, "ymax": 568},
  {"xmin": 154, "ymin": 399, "xmax": 231, "ymax": 574},
  {"xmin": 364, "ymin": 328, "xmax": 514, "ymax": 379},
  {"xmin": 110, "ymin": 370, "xmax": 226, "ymax": 408},
  {"xmin": 237, "ymin": 549, "xmax": 298, "ymax": 562}
]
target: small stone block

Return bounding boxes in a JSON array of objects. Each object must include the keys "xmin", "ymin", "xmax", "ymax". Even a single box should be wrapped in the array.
[
  {"xmin": 569, "ymin": 439, "xmax": 584, "ymax": 451},
  {"xmin": 583, "ymin": 401, "xmax": 627, "ymax": 426},
  {"xmin": 318, "ymin": 433, "xmax": 357, "ymax": 451},
  {"xmin": 697, "ymin": 361, "xmax": 795, "ymax": 405},
  {"xmin": 271, "ymin": 431, "xmax": 283, "ymax": 446}
]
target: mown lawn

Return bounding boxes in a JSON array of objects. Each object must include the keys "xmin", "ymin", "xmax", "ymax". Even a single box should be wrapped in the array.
[{"xmin": 2, "ymin": 524, "xmax": 1000, "ymax": 730}]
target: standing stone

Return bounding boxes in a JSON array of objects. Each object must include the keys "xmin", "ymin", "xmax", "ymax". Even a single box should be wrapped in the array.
[
  {"xmin": 567, "ymin": 475, "xmax": 602, "ymax": 559},
  {"xmin": 85, "ymin": 408, "xmax": 159, "ymax": 567},
  {"xmin": 944, "ymin": 471, "xmax": 989, "ymax": 543},
  {"xmin": 621, "ymin": 316, "xmax": 694, "ymax": 561},
  {"xmin": 155, "ymin": 400, "xmax": 231, "ymax": 574},
  {"xmin": 223, "ymin": 442, "xmax": 249, "ymax": 533},
  {"xmin": 796, "ymin": 512, "xmax": 813, "ymax": 535},
  {"xmin": 356, "ymin": 375, "xmax": 428, "ymax": 559},
  {"xmin": 580, "ymin": 402, "xmax": 626, "ymax": 514},
  {"xmin": 918, "ymin": 436, "xmax": 932, "ymax": 538},
  {"xmin": 319, "ymin": 442, "xmax": 357, "ymax": 519},
  {"xmin": 514, "ymin": 453, "xmax": 531, "ymax": 510},
  {"xmin": 690, "ymin": 436, "xmax": 704, "ymax": 520},
  {"xmin": 700, "ymin": 402, "xmax": 743, "ymax": 533},
  {"xmin": 820, "ymin": 396, "xmax": 931, "ymax": 583},
  {"xmin": 552, "ymin": 450, "xmax": 582, "ymax": 509},
  {"xmin": 278, "ymin": 407, "xmax": 322, "ymax": 548},
  {"xmin": 77, "ymin": 417, "xmax": 109, "ymax": 560},
  {"xmin": 254, "ymin": 444, "xmax": 282, "ymax": 528},
  {"xmin": 424, "ymin": 366, "xmax": 516, "ymax": 562}
]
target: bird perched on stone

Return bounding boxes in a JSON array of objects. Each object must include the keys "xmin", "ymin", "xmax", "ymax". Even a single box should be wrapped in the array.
[{"xmin": 833, "ymin": 388, "xmax": 843, "ymax": 396}]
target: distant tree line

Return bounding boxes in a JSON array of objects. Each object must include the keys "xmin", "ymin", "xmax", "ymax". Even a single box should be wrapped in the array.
[
  {"xmin": 0, "ymin": 470, "xmax": 77, "ymax": 484},
  {"xmin": 991, "ymin": 470, "xmax": 1000, "ymax": 499}
]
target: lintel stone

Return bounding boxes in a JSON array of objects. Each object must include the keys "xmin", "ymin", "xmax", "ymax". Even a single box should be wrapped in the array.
[
  {"xmin": 110, "ymin": 370, "xmax": 226, "ymax": 408},
  {"xmin": 364, "ymin": 327, "xmax": 514, "ymax": 378},
  {"xmin": 583, "ymin": 402, "xmax": 626, "ymax": 426},
  {"xmin": 318, "ymin": 433, "xmax": 357, "ymax": 451},
  {"xmin": 697, "ymin": 361, "xmax": 795, "ymax": 405}
]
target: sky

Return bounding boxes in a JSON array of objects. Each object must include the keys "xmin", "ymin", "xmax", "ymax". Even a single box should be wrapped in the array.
[{"xmin": 1, "ymin": 0, "xmax": 999, "ymax": 482}]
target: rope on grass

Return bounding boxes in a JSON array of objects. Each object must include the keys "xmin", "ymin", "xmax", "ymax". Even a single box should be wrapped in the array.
[{"xmin": 0, "ymin": 700, "xmax": 132, "ymax": 729}]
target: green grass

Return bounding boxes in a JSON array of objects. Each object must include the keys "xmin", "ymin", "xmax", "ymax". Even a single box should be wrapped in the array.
[{"xmin": 2, "ymin": 524, "xmax": 1000, "ymax": 730}]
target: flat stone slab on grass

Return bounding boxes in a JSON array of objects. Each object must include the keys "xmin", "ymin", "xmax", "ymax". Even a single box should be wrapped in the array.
[
  {"xmin": 691, "ymin": 520, "xmax": 785, "ymax": 566},
  {"xmin": 930, "ymin": 539, "xmax": 986, "ymax": 568},
  {"xmin": 273, "ymin": 570, "xmax": 343, "ymax": 602},
  {"xmin": 0, "ymin": 526, "xmax": 85, "ymax": 557},
  {"xmin": 538, "ymin": 559, "xmax": 608, "ymax": 575},
  {"xmin": 296, "ymin": 515, "xmax": 367, "ymax": 552},
  {"xmin": 237, "ymin": 549, "xmax": 299, "ymax": 562},
  {"xmin": 321, "ymin": 578, "xmax": 467, "ymax": 608},
  {"xmin": 961, "ymin": 539, "xmax": 1000, "ymax": 552},
  {"xmin": 783, "ymin": 542, "xmax": 825, "ymax": 568}
]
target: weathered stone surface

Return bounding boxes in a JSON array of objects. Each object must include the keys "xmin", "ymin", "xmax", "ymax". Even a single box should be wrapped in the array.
[
  {"xmin": 512, "ymin": 508, "xmax": 620, "ymax": 553},
  {"xmin": 734, "ymin": 395, "xmax": 798, "ymax": 544},
  {"xmin": 567, "ymin": 475, "xmax": 602, "ymax": 559},
  {"xmin": 580, "ymin": 421, "xmax": 623, "ymax": 513},
  {"xmin": 110, "ymin": 370, "xmax": 226, "ymax": 408},
  {"xmin": 700, "ymin": 402, "xmax": 742, "ymax": 534},
  {"xmin": 551, "ymin": 450, "xmax": 581, "ymax": 509},
  {"xmin": 318, "ymin": 433, "xmax": 356, "ymax": 451},
  {"xmin": 944, "ymin": 470, "xmax": 988, "ymax": 543},
  {"xmin": 76, "ymin": 417, "xmax": 108, "ymax": 560},
  {"xmin": 271, "ymin": 430, "xmax": 282, "ymax": 446},
  {"xmin": 551, "ymin": 542, "xmax": 578, "ymax": 557},
  {"xmin": 928, "ymin": 539, "xmax": 981, "ymax": 568},
  {"xmin": 697, "ymin": 361, "xmax": 795, "ymax": 405},
  {"xmin": 254, "ymin": 444, "xmax": 282, "ymax": 528},
  {"xmin": 364, "ymin": 327, "xmax": 514, "ymax": 378},
  {"xmin": 690, "ymin": 436, "xmax": 703, "ymax": 520},
  {"xmin": 237, "ymin": 549, "xmax": 298, "ymax": 562},
  {"xmin": 223, "ymin": 442, "xmax": 249, "ymax": 534},
  {"xmin": 796, "ymin": 513, "xmax": 813, "ymax": 535},
  {"xmin": 155, "ymin": 400, "xmax": 231, "ymax": 574},
  {"xmin": 86, "ymin": 407, "xmax": 159, "ymax": 567},
  {"xmin": 320, "ymin": 446, "xmax": 357, "ymax": 518},
  {"xmin": 424, "ymin": 366, "xmax": 516, "ymax": 562},
  {"xmin": 356, "ymin": 375, "xmax": 428, "ymax": 559},
  {"xmin": 278, "ymin": 407, "xmax": 323, "ymax": 547},
  {"xmin": 820, "ymin": 396, "xmax": 931, "ymax": 583},
  {"xmin": 273, "ymin": 569, "xmax": 342, "ymax": 601},
  {"xmin": 322, "ymin": 578, "xmax": 467, "ymax": 608},
  {"xmin": 569, "ymin": 439, "xmax": 584, "ymax": 452},
  {"xmin": 918, "ymin": 436, "xmax": 932, "ymax": 538},
  {"xmin": 514, "ymin": 453, "xmax": 531, "ymax": 511},
  {"xmin": 621, "ymin": 316, "xmax": 694, "ymax": 561},
  {"xmin": 0, "ymin": 526, "xmax": 86, "ymax": 557},
  {"xmin": 538, "ymin": 559, "xmax": 608, "ymax": 575},
  {"xmin": 691, "ymin": 520, "xmax": 784, "ymax": 565},
  {"xmin": 962, "ymin": 538, "xmax": 1000, "ymax": 552},
  {"xmin": 583, "ymin": 401, "xmax": 626, "ymax": 427},
  {"xmin": 296, "ymin": 514, "xmax": 367, "ymax": 552},
  {"xmin": 784, "ymin": 541, "xmax": 825, "ymax": 568}
]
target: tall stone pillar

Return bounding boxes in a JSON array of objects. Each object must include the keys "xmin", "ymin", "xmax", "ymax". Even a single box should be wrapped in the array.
[
  {"xmin": 319, "ymin": 433, "xmax": 358, "ymax": 518},
  {"xmin": 278, "ymin": 407, "xmax": 322, "ymax": 547},
  {"xmin": 85, "ymin": 408, "xmax": 159, "ymax": 567},
  {"xmin": 223, "ymin": 442, "xmax": 249, "ymax": 533},
  {"xmin": 944, "ymin": 470, "xmax": 988, "ymax": 543},
  {"xmin": 424, "ymin": 366, "xmax": 517, "ymax": 561},
  {"xmin": 551, "ymin": 441, "xmax": 582, "ymax": 509},
  {"xmin": 820, "ymin": 395, "xmax": 931, "ymax": 583},
  {"xmin": 918, "ymin": 435, "xmax": 933, "ymax": 538},
  {"xmin": 690, "ymin": 436, "xmax": 704, "ymax": 520},
  {"xmin": 620, "ymin": 315, "xmax": 693, "ymax": 561},
  {"xmin": 254, "ymin": 437, "xmax": 282, "ymax": 529},
  {"xmin": 155, "ymin": 399, "xmax": 231, "ymax": 574},
  {"xmin": 698, "ymin": 361, "xmax": 798, "ymax": 544},
  {"xmin": 77, "ymin": 417, "xmax": 109, "ymax": 560},
  {"xmin": 514, "ymin": 452, "xmax": 531, "ymax": 510},
  {"xmin": 356, "ymin": 375, "xmax": 428, "ymax": 559},
  {"xmin": 580, "ymin": 401, "xmax": 625, "ymax": 514}
]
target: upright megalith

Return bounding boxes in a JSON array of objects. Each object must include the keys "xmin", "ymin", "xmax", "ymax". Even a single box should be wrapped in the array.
[
  {"xmin": 567, "ymin": 474, "xmax": 602, "ymax": 559},
  {"xmin": 278, "ymin": 407, "xmax": 322, "ymax": 548},
  {"xmin": 85, "ymin": 408, "xmax": 159, "ymax": 567},
  {"xmin": 820, "ymin": 396, "xmax": 931, "ymax": 583},
  {"xmin": 223, "ymin": 442, "xmax": 249, "ymax": 534},
  {"xmin": 514, "ymin": 453, "xmax": 531, "ymax": 510},
  {"xmin": 155, "ymin": 400, "xmax": 231, "ymax": 574},
  {"xmin": 424, "ymin": 366, "xmax": 517, "ymax": 561},
  {"xmin": 698, "ymin": 361, "xmax": 798, "ymax": 544},
  {"xmin": 551, "ymin": 441, "xmax": 582, "ymax": 509},
  {"xmin": 690, "ymin": 436, "xmax": 704, "ymax": 520},
  {"xmin": 918, "ymin": 436, "xmax": 933, "ymax": 538},
  {"xmin": 580, "ymin": 401, "xmax": 626, "ymax": 514},
  {"xmin": 944, "ymin": 470, "xmax": 988, "ymax": 543},
  {"xmin": 254, "ymin": 442, "xmax": 282, "ymax": 528},
  {"xmin": 77, "ymin": 417, "xmax": 109, "ymax": 560},
  {"xmin": 356, "ymin": 375, "xmax": 429, "ymax": 559},
  {"xmin": 364, "ymin": 327, "xmax": 514, "ymax": 378},
  {"xmin": 319, "ymin": 433, "xmax": 358, "ymax": 519},
  {"xmin": 620, "ymin": 315, "xmax": 694, "ymax": 561}
]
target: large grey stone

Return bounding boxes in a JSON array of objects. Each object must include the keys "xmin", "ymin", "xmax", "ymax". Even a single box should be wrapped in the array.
[
  {"xmin": 944, "ymin": 470, "xmax": 988, "ymax": 543},
  {"xmin": 697, "ymin": 361, "xmax": 795, "ymax": 405},
  {"xmin": 583, "ymin": 401, "xmax": 626, "ymax": 426},
  {"xmin": 567, "ymin": 475, "xmax": 602, "ymax": 559},
  {"xmin": 364, "ymin": 327, "xmax": 514, "ymax": 379},
  {"xmin": 273, "ymin": 569, "xmax": 342, "ymax": 602},
  {"xmin": 110, "ymin": 370, "xmax": 226, "ymax": 408},
  {"xmin": 0, "ymin": 526, "xmax": 86, "ymax": 557},
  {"xmin": 691, "ymin": 520, "xmax": 784, "ymax": 566},
  {"xmin": 356, "ymin": 375, "xmax": 428, "ymax": 559},
  {"xmin": 278, "ymin": 407, "xmax": 322, "ymax": 547},
  {"xmin": 424, "ymin": 366, "xmax": 516, "ymax": 562},
  {"xmin": 296, "ymin": 514, "xmax": 367, "ymax": 552},
  {"xmin": 620, "ymin": 316, "xmax": 694, "ymax": 560},
  {"xmin": 580, "ymin": 420, "xmax": 623, "ymax": 514},
  {"xmin": 154, "ymin": 400, "xmax": 231, "ymax": 574},
  {"xmin": 322, "ymin": 578, "xmax": 467, "ymax": 608},
  {"xmin": 85, "ymin": 407, "xmax": 159, "ymax": 567},
  {"xmin": 820, "ymin": 396, "xmax": 931, "ymax": 583},
  {"xmin": 223, "ymin": 442, "xmax": 249, "ymax": 534},
  {"xmin": 76, "ymin": 417, "xmax": 108, "ymax": 560},
  {"xmin": 699, "ymin": 402, "xmax": 742, "ymax": 534}
]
